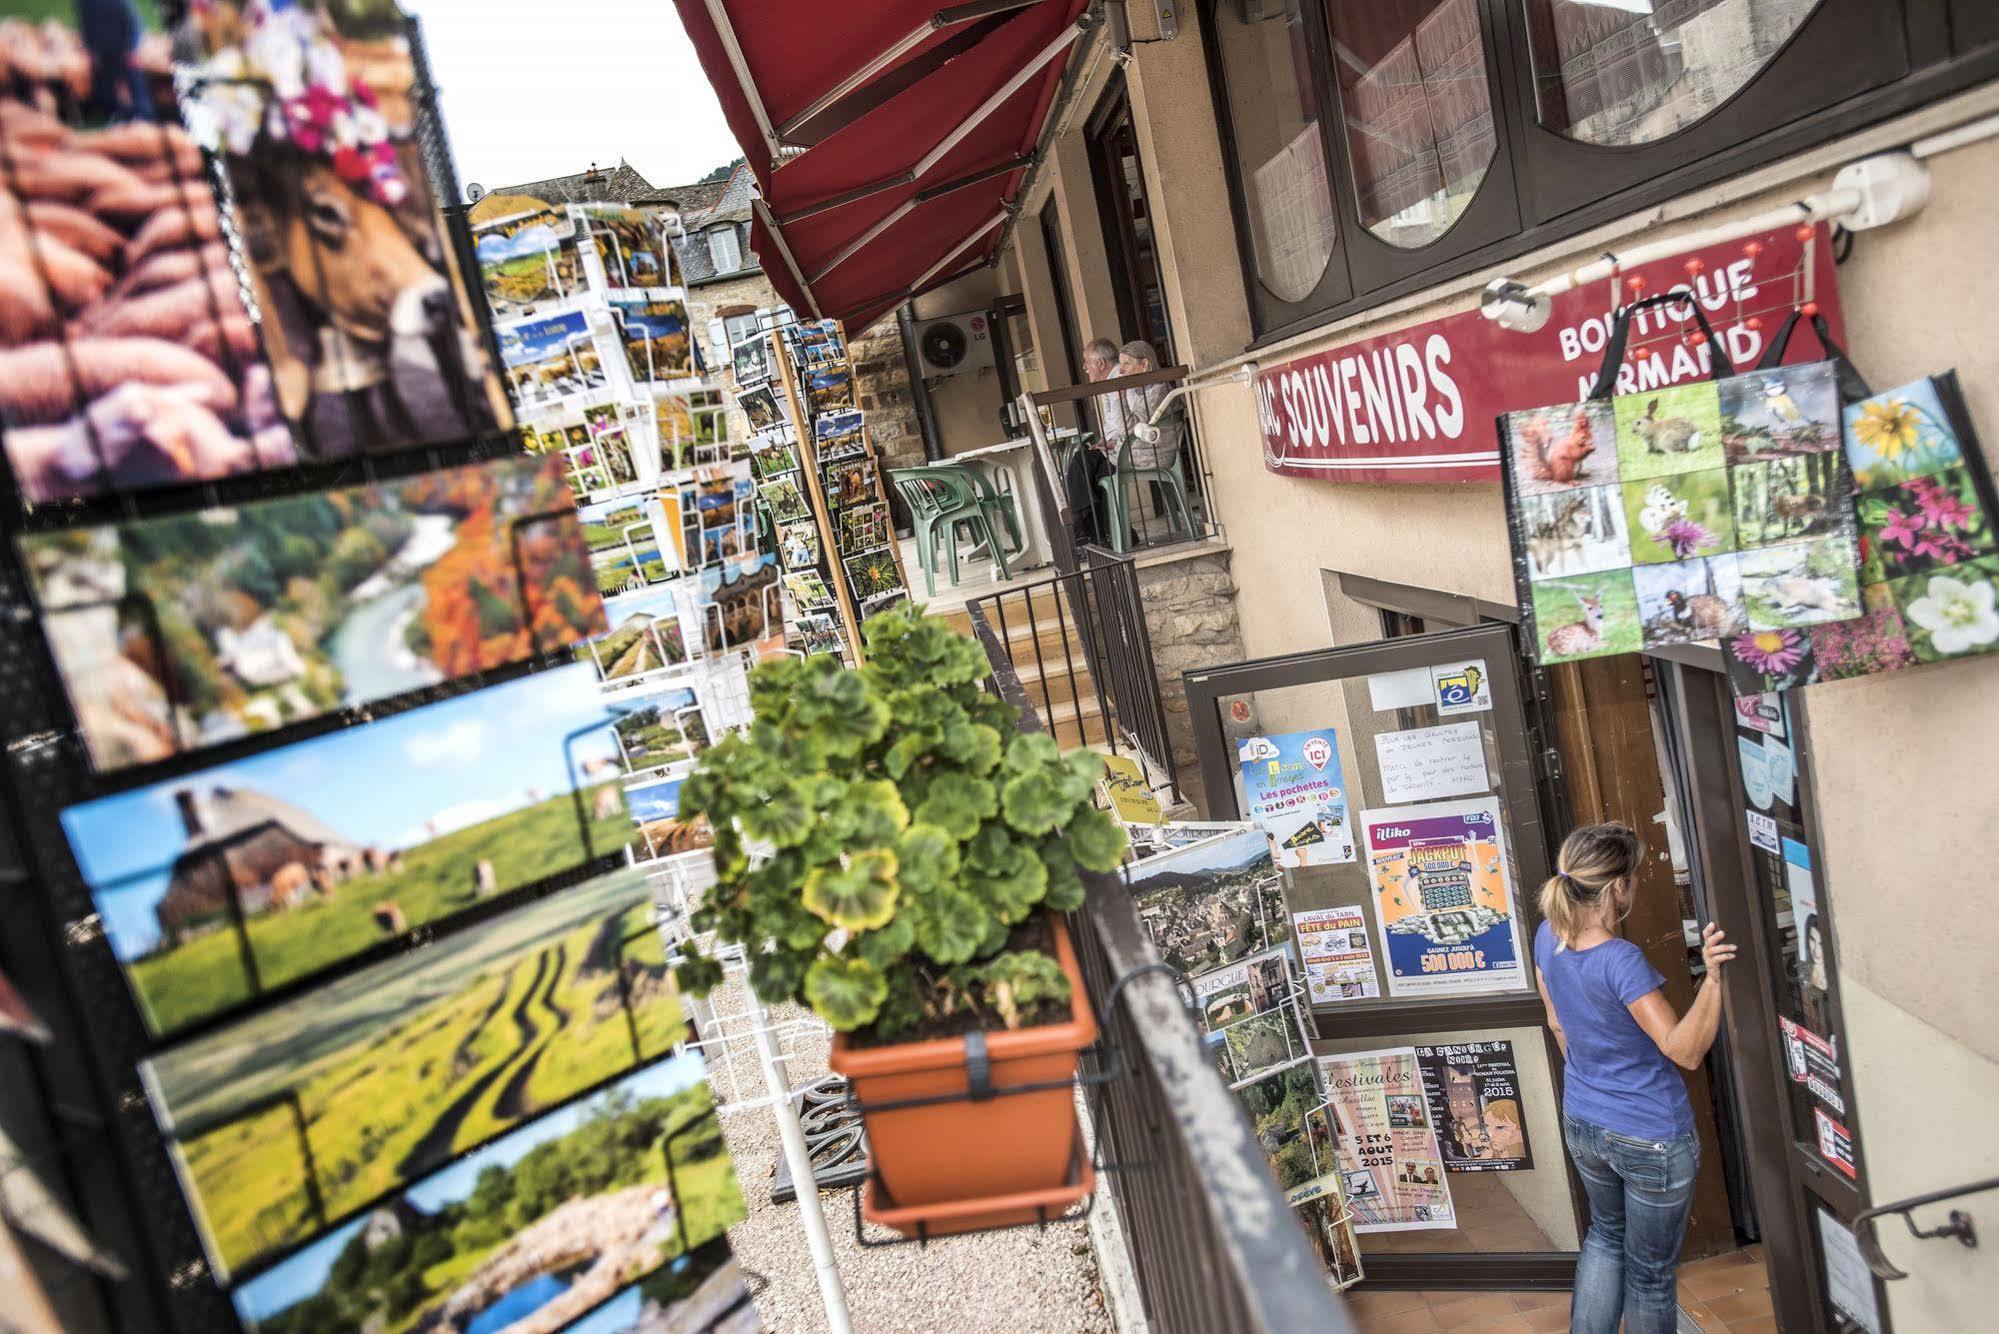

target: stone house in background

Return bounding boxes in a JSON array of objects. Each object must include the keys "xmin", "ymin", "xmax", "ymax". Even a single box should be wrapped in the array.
[{"xmin": 154, "ymin": 787, "xmax": 369, "ymax": 944}]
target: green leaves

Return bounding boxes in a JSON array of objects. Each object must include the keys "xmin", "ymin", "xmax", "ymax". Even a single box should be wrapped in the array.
[
  {"xmin": 915, "ymin": 769, "xmax": 998, "ymax": 840},
  {"xmin": 805, "ymin": 956, "xmax": 888, "ymax": 1031},
  {"xmin": 1065, "ymin": 806, "xmax": 1129, "ymax": 873},
  {"xmin": 802, "ymin": 850, "xmax": 900, "ymax": 931},
  {"xmin": 684, "ymin": 599, "xmax": 1131, "ymax": 1040},
  {"xmin": 672, "ymin": 951, "xmax": 725, "ymax": 998},
  {"xmin": 910, "ymin": 887, "xmax": 990, "ymax": 964}
]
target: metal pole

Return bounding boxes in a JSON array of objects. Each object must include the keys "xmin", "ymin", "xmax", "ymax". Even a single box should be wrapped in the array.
[{"xmin": 751, "ymin": 998, "xmax": 852, "ymax": 1334}]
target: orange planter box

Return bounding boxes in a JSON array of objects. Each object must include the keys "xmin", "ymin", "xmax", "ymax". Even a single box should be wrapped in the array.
[{"xmin": 829, "ymin": 913, "xmax": 1097, "ymax": 1233}]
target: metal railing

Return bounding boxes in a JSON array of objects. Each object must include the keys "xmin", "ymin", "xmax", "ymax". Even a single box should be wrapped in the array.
[
  {"xmin": 967, "ymin": 607, "xmax": 1348, "ymax": 1334},
  {"xmin": 1019, "ymin": 366, "xmax": 1221, "ymax": 563},
  {"xmin": 967, "ymin": 550, "xmax": 1180, "ymax": 804}
]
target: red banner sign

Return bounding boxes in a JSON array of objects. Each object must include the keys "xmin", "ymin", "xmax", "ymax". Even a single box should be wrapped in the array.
[{"xmin": 1254, "ymin": 226, "xmax": 1844, "ymax": 484}]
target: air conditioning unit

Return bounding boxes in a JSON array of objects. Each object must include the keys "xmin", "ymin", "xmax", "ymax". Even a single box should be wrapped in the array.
[{"xmin": 913, "ymin": 310, "xmax": 995, "ymax": 378}]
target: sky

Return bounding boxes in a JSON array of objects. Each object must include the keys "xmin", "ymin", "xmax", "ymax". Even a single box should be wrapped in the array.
[
  {"xmin": 231, "ymin": 1051, "xmax": 707, "ymax": 1322},
  {"xmin": 62, "ymin": 664, "xmax": 623, "ymax": 960},
  {"xmin": 402, "ymin": 0, "xmax": 742, "ymax": 195}
]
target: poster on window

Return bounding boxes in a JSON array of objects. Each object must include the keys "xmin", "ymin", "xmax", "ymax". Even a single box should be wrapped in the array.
[
  {"xmin": 1292, "ymin": 906, "xmax": 1379, "ymax": 1005},
  {"xmin": 1360, "ymin": 797, "xmax": 1523, "ymax": 999},
  {"xmin": 1236, "ymin": 731, "xmax": 1355, "ymax": 866},
  {"xmin": 1415, "ymin": 1041, "xmax": 1533, "ymax": 1173},
  {"xmin": 1318, "ymin": 1047, "xmax": 1456, "ymax": 1232}
]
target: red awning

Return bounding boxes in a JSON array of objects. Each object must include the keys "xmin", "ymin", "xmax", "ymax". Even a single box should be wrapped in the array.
[{"xmin": 674, "ymin": 0, "xmax": 1093, "ymax": 333}]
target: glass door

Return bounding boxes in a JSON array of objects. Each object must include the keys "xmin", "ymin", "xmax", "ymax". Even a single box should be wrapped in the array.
[{"xmin": 1186, "ymin": 622, "xmax": 1581, "ymax": 1288}]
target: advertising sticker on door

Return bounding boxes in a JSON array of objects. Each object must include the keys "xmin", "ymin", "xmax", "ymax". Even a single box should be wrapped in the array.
[
  {"xmin": 1431, "ymin": 659, "xmax": 1492, "ymax": 715},
  {"xmin": 1238, "ymin": 731, "xmax": 1357, "ymax": 866},
  {"xmin": 1360, "ymin": 797, "xmax": 1525, "ymax": 999}
]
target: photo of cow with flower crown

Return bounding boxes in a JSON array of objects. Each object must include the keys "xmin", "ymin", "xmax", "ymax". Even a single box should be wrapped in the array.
[{"xmin": 182, "ymin": 0, "xmax": 510, "ymax": 456}]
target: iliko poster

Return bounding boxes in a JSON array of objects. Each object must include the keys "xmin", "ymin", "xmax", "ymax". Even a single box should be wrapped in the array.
[
  {"xmin": 1415, "ymin": 1041, "xmax": 1533, "ymax": 1173},
  {"xmin": 1292, "ymin": 906, "xmax": 1379, "ymax": 1005},
  {"xmin": 1236, "ymin": 730, "xmax": 1355, "ymax": 867},
  {"xmin": 1319, "ymin": 1046, "xmax": 1456, "ymax": 1232},
  {"xmin": 1360, "ymin": 797, "xmax": 1523, "ymax": 998}
]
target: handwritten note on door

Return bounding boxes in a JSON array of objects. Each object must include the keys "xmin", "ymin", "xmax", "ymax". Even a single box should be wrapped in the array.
[{"xmin": 1374, "ymin": 722, "xmax": 1488, "ymax": 804}]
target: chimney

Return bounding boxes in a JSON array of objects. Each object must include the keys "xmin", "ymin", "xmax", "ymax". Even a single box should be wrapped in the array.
[{"xmin": 175, "ymin": 788, "xmax": 211, "ymax": 838}]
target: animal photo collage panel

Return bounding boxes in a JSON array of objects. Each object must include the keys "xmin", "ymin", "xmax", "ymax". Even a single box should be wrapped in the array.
[
  {"xmin": 1505, "ymin": 362, "xmax": 1859, "ymax": 664},
  {"xmin": 1725, "ymin": 372, "xmax": 1999, "ymax": 693}
]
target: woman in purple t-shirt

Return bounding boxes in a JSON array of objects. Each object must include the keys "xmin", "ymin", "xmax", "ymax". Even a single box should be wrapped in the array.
[{"xmin": 1534, "ymin": 823, "xmax": 1736, "ymax": 1334}]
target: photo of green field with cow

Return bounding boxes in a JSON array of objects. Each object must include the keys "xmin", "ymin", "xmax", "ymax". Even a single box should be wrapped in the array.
[
  {"xmin": 61, "ymin": 663, "xmax": 634, "ymax": 1037},
  {"xmin": 229, "ymin": 1055, "xmax": 744, "ymax": 1334},
  {"xmin": 22, "ymin": 455, "xmax": 604, "ymax": 771},
  {"xmin": 149, "ymin": 867, "xmax": 684, "ymax": 1278},
  {"xmin": 182, "ymin": 0, "xmax": 511, "ymax": 454}
]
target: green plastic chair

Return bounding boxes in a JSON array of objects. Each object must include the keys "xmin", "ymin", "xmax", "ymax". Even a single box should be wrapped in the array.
[
  {"xmin": 1097, "ymin": 411, "xmax": 1193, "ymax": 554},
  {"xmin": 888, "ymin": 467, "xmax": 1011, "ymax": 595},
  {"xmin": 958, "ymin": 466, "xmax": 1023, "ymax": 557}
]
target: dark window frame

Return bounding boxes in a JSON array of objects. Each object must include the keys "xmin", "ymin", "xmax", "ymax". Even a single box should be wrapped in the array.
[{"xmin": 1200, "ymin": 0, "xmax": 1999, "ymax": 346}]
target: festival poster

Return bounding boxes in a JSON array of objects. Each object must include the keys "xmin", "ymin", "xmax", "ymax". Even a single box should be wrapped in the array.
[
  {"xmin": 1236, "ymin": 731, "xmax": 1356, "ymax": 867},
  {"xmin": 1360, "ymin": 797, "xmax": 1524, "ymax": 999},
  {"xmin": 1318, "ymin": 1047, "xmax": 1456, "ymax": 1232},
  {"xmin": 1414, "ymin": 1041, "xmax": 1533, "ymax": 1173},
  {"xmin": 1292, "ymin": 906, "xmax": 1379, "ymax": 1005}
]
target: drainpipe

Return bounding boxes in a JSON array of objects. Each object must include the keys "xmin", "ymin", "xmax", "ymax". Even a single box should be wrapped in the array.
[{"xmin": 899, "ymin": 303, "xmax": 944, "ymax": 462}]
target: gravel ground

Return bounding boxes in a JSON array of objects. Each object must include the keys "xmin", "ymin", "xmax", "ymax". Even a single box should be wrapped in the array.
[{"xmin": 698, "ymin": 975, "xmax": 1112, "ymax": 1334}]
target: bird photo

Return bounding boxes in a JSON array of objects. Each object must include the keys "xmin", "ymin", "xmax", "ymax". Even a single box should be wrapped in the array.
[{"xmin": 1722, "ymin": 361, "xmax": 1840, "ymax": 461}]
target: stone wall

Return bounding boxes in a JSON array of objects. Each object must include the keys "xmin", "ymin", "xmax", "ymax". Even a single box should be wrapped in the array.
[
  {"xmin": 848, "ymin": 319, "xmax": 926, "ymax": 528},
  {"xmin": 1134, "ymin": 547, "xmax": 1245, "ymax": 813}
]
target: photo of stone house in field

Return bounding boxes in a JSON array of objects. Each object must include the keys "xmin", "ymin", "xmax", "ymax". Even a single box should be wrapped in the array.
[{"xmin": 154, "ymin": 786, "xmax": 374, "ymax": 944}]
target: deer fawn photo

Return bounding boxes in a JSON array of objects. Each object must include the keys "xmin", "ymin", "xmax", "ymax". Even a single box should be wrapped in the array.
[{"xmin": 1532, "ymin": 570, "xmax": 1641, "ymax": 663}]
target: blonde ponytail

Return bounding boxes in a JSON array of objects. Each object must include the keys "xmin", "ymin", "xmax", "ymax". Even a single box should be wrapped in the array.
[{"xmin": 1539, "ymin": 822, "xmax": 1642, "ymax": 950}]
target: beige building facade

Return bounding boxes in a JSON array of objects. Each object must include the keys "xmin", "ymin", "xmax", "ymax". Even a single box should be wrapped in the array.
[{"xmin": 925, "ymin": 6, "xmax": 1999, "ymax": 1329}]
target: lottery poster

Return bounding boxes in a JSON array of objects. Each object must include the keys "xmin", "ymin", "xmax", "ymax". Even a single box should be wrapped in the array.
[
  {"xmin": 1318, "ymin": 1047, "xmax": 1456, "ymax": 1232},
  {"xmin": 1237, "ymin": 730, "xmax": 1356, "ymax": 867},
  {"xmin": 1360, "ymin": 797, "xmax": 1524, "ymax": 999}
]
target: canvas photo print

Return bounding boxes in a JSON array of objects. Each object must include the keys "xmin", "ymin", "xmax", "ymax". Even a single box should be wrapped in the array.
[
  {"xmin": 583, "ymin": 586, "xmax": 689, "ymax": 682},
  {"xmin": 228, "ymin": 1054, "xmax": 745, "ymax": 1333},
  {"xmin": 1622, "ymin": 470, "xmax": 1735, "ymax": 565},
  {"xmin": 1635, "ymin": 556, "xmax": 1745, "ymax": 646},
  {"xmin": 473, "ymin": 200, "xmax": 585, "ymax": 320},
  {"xmin": 1739, "ymin": 536, "xmax": 1863, "ymax": 630},
  {"xmin": 501, "ymin": 311, "xmax": 607, "ymax": 408},
  {"xmin": 612, "ymin": 298, "xmax": 693, "ymax": 384},
  {"xmin": 1731, "ymin": 452, "xmax": 1852, "ymax": 550},
  {"xmin": 1614, "ymin": 381, "xmax": 1725, "ymax": 480},
  {"xmin": 182, "ymin": 0, "xmax": 511, "ymax": 454},
  {"xmin": 560, "ymin": 1237, "xmax": 760, "ymax": 1334},
  {"xmin": 814, "ymin": 409, "xmax": 866, "ymax": 463},
  {"xmin": 1518, "ymin": 486, "xmax": 1630, "ymax": 580},
  {"xmin": 0, "ymin": 9, "xmax": 312, "ymax": 506},
  {"xmin": 807, "ymin": 368, "xmax": 854, "ymax": 418},
  {"xmin": 147, "ymin": 866, "xmax": 682, "ymax": 1278},
  {"xmin": 62, "ymin": 663, "xmax": 628, "ymax": 1037},
  {"xmin": 22, "ymin": 455, "xmax": 605, "ymax": 771},
  {"xmin": 1721, "ymin": 362, "xmax": 1841, "ymax": 462},
  {"xmin": 1504, "ymin": 401, "xmax": 1618, "ymax": 496},
  {"xmin": 1530, "ymin": 569, "xmax": 1640, "ymax": 663},
  {"xmin": 1125, "ymin": 826, "xmax": 1285, "ymax": 975}
]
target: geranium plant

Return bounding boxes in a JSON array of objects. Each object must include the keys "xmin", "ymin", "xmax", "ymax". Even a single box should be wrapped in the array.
[{"xmin": 674, "ymin": 604, "xmax": 1128, "ymax": 1038}]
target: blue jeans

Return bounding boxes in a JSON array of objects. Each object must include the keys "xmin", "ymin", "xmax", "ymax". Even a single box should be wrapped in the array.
[{"xmin": 1564, "ymin": 1114, "xmax": 1700, "ymax": 1334}]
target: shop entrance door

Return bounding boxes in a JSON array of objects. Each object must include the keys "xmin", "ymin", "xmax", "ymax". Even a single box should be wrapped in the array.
[{"xmin": 1185, "ymin": 623, "xmax": 1583, "ymax": 1289}]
